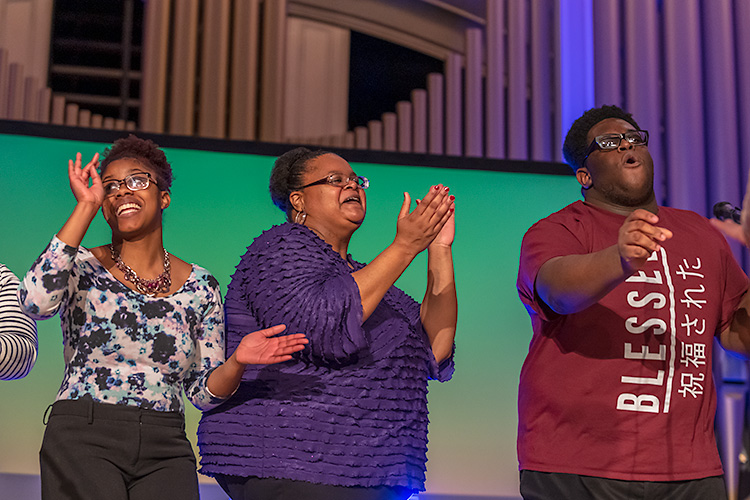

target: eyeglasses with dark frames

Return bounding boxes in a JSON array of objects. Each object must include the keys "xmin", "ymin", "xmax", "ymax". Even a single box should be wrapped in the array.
[
  {"xmin": 298, "ymin": 173, "xmax": 369, "ymax": 190},
  {"xmin": 583, "ymin": 130, "xmax": 649, "ymax": 165},
  {"xmin": 103, "ymin": 172, "xmax": 156, "ymax": 197}
]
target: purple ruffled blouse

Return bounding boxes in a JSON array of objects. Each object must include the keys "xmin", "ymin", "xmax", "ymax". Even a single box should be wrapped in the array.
[{"xmin": 198, "ymin": 223, "xmax": 454, "ymax": 492}]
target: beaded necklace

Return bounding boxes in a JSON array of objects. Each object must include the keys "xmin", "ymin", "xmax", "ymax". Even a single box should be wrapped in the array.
[{"xmin": 110, "ymin": 244, "xmax": 172, "ymax": 296}]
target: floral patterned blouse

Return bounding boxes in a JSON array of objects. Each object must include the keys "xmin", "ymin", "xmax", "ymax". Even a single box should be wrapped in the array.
[{"xmin": 19, "ymin": 235, "xmax": 227, "ymax": 413}]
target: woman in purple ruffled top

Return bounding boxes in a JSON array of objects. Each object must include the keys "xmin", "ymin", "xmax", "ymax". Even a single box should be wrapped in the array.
[{"xmin": 198, "ymin": 147, "xmax": 458, "ymax": 500}]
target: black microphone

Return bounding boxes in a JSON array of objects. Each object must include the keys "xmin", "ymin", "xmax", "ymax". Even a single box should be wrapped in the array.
[{"xmin": 713, "ymin": 201, "xmax": 741, "ymax": 224}]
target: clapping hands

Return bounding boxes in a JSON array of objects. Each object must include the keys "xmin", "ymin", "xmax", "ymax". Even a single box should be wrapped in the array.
[{"xmin": 395, "ymin": 184, "xmax": 455, "ymax": 256}]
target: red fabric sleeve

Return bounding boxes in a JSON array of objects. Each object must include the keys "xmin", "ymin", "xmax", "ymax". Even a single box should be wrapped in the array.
[{"xmin": 517, "ymin": 214, "xmax": 589, "ymax": 322}]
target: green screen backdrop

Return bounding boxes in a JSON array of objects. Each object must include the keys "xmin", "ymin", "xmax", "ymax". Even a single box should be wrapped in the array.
[{"xmin": 0, "ymin": 130, "xmax": 578, "ymax": 497}]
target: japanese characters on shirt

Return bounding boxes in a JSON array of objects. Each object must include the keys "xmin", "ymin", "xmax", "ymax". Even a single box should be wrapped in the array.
[
  {"xmin": 617, "ymin": 249, "xmax": 708, "ymax": 414},
  {"xmin": 676, "ymin": 256, "xmax": 708, "ymax": 400}
]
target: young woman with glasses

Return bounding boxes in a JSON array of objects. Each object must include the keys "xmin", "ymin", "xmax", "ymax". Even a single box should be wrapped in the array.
[
  {"xmin": 19, "ymin": 135, "xmax": 308, "ymax": 500},
  {"xmin": 198, "ymin": 147, "xmax": 458, "ymax": 500}
]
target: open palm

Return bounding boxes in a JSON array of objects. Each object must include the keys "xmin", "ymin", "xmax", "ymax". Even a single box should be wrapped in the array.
[
  {"xmin": 233, "ymin": 324, "xmax": 308, "ymax": 365},
  {"xmin": 68, "ymin": 152, "xmax": 104, "ymax": 206},
  {"xmin": 431, "ymin": 205, "xmax": 455, "ymax": 248}
]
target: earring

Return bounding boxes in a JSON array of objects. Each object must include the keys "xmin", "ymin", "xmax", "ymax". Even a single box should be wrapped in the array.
[{"xmin": 294, "ymin": 210, "xmax": 307, "ymax": 224}]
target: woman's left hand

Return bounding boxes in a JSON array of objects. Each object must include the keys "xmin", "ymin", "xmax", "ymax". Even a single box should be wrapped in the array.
[
  {"xmin": 233, "ymin": 324, "xmax": 308, "ymax": 365},
  {"xmin": 710, "ymin": 218, "xmax": 748, "ymax": 246},
  {"xmin": 416, "ymin": 196, "xmax": 455, "ymax": 248},
  {"xmin": 430, "ymin": 201, "xmax": 455, "ymax": 248},
  {"xmin": 69, "ymin": 152, "xmax": 104, "ymax": 206}
]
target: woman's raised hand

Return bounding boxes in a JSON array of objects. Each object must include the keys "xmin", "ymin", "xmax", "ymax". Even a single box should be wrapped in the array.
[
  {"xmin": 233, "ymin": 324, "xmax": 309, "ymax": 365},
  {"xmin": 710, "ymin": 218, "xmax": 747, "ymax": 246},
  {"xmin": 68, "ymin": 152, "xmax": 104, "ymax": 206},
  {"xmin": 427, "ymin": 196, "xmax": 455, "ymax": 249},
  {"xmin": 394, "ymin": 184, "xmax": 455, "ymax": 256},
  {"xmin": 711, "ymin": 176, "xmax": 750, "ymax": 248}
]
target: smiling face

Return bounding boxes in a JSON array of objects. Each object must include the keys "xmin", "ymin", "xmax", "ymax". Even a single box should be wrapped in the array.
[
  {"xmin": 101, "ymin": 158, "xmax": 170, "ymax": 239},
  {"xmin": 576, "ymin": 118, "xmax": 656, "ymax": 210},
  {"xmin": 289, "ymin": 153, "xmax": 366, "ymax": 239}
]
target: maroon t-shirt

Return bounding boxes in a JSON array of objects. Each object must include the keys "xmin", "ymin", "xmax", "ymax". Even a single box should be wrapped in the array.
[{"xmin": 517, "ymin": 201, "xmax": 749, "ymax": 481}]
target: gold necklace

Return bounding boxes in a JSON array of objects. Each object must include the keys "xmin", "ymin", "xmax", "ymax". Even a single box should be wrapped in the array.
[{"xmin": 110, "ymin": 244, "xmax": 172, "ymax": 296}]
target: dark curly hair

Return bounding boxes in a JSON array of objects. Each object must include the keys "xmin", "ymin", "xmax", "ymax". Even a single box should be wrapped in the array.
[
  {"xmin": 99, "ymin": 134, "xmax": 173, "ymax": 192},
  {"xmin": 270, "ymin": 147, "xmax": 330, "ymax": 221},
  {"xmin": 562, "ymin": 105, "xmax": 641, "ymax": 171}
]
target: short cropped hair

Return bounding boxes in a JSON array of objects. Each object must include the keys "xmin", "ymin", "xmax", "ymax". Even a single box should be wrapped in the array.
[
  {"xmin": 269, "ymin": 147, "xmax": 330, "ymax": 220},
  {"xmin": 562, "ymin": 105, "xmax": 641, "ymax": 171},
  {"xmin": 100, "ymin": 134, "xmax": 173, "ymax": 192}
]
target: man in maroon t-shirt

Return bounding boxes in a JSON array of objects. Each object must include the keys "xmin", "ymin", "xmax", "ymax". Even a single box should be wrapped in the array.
[{"xmin": 517, "ymin": 105, "xmax": 750, "ymax": 499}]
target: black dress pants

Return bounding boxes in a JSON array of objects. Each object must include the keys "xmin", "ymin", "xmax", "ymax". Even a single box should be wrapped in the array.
[
  {"xmin": 215, "ymin": 474, "xmax": 414, "ymax": 500},
  {"xmin": 520, "ymin": 470, "xmax": 727, "ymax": 500},
  {"xmin": 40, "ymin": 398, "xmax": 199, "ymax": 500}
]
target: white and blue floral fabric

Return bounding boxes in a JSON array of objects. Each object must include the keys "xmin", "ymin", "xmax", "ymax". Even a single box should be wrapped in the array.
[{"xmin": 20, "ymin": 235, "xmax": 226, "ymax": 412}]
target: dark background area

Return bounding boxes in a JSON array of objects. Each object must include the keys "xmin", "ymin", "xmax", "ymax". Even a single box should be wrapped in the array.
[{"xmin": 347, "ymin": 30, "xmax": 443, "ymax": 129}]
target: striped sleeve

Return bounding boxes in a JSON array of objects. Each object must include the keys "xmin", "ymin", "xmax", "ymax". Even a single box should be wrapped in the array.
[{"xmin": 0, "ymin": 265, "xmax": 38, "ymax": 380}]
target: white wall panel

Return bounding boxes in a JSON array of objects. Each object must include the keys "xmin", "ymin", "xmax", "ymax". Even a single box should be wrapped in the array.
[
  {"xmin": 260, "ymin": 0, "xmax": 288, "ymax": 142},
  {"xmin": 624, "ymin": 0, "xmax": 664, "ymax": 202},
  {"xmin": 530, "ymin": 0, "xmax": 554, "ymax": 161},
  {"xmin": 198, "ymin": 0, "xmax": 231, "ymax": 138},
  {"xmin": 507, "ymin": 0, "xmax": 528, "ymax": 159},
  {"xmin": 412, "ymin": 88, "xmax": 428, "ymax": 154},
  {"xmin": 284, "ymin": 17, "xmax": 350, "ymax": 142},
  {"xmin": 230, "ymin": 0, "xmax": 262, "ymax": 140},
  {"xmin": 140, "ymin": 0, "xmax": 171, "ymax": 133},
  {"xmin": 397, "ymin": 100, "xmax": 413, "ymax": 152},
  {"xmin": 486, "ymin": 0, "xmax": 506, "ymax": 159},
  {"xmin": 0, "ymin": 0, "xmax": 52, "ymax": 83},
  {"xmin": 427, "ymin": 72, "xmax": 445, "ymax": 155},
  {"xmin": 445, "ymin": 52, "xmax": 463, "ymax": 156},
  {"xmin": 169, "ymin": 0, "xmax": 200, "ymax": 136},
  {"xmin": 464, "ymin": 28, "xmax": 483, "ymax": 157},
  {"xmin": 592, "ymin": 0, "xmax": 620, "ymax": 106}
]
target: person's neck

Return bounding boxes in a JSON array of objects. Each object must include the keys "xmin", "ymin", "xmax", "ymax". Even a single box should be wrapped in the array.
[
  {"xmin": 305, "ymin": 223, "xmax": 353, "ymax": 261},
  {"xmin": 583, "ymin": 193, "xmax": 659, "ymax": 216},
  {"xmin": 111, "ymin": 230, "xmax": 166, "ymax": 275}
]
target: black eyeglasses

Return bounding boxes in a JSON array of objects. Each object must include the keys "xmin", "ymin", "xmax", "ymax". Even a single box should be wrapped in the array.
[
  {"xmin": 583, "ymin": 130, "xmax": 649, "ymax": 165},
  {"xmin": 103, "ymin": 172, "xmax": 156, "ymax": 197},
  {"xmin": 298, "ymin": 173, "xmax": 369, "ymax": 190}
]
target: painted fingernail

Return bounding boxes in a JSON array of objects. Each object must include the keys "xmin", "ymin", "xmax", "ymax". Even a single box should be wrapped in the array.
[
  {"xmin": 433, "ymin": 185, "xmax": 439, "ymax": 190},
  {"xmin": 444, "ymin": 186, "xmax": 450, "ymax": 191},
  {"xmin": 449, "ymin": 195, "xmax": 455, "ymax": 201}
]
